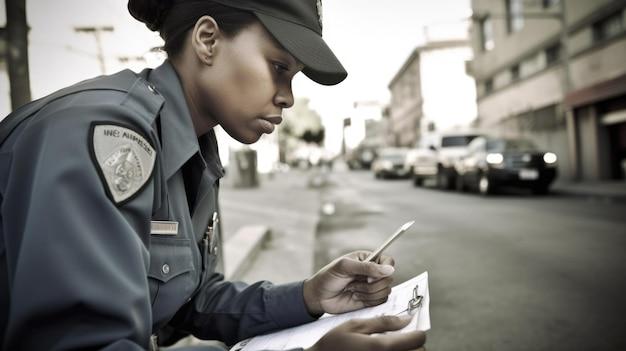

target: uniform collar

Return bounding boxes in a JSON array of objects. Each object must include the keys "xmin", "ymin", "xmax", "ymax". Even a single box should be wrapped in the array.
[{"xmin": 148, "ymin": 60, "xmax": 223, "ymax": 181}]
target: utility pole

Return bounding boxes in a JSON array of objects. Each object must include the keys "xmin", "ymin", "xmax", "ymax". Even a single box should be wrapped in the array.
[
  {"xmin": 6, "ymin": 0, "xmax": 31, "ymax": 109},
  {"xmin": 73, "ymin": 26, "xmax": 114, "ymax": 75},
  {"xmin": 342, "ymin": 117, "xmax": 351, "ymax": 156}
]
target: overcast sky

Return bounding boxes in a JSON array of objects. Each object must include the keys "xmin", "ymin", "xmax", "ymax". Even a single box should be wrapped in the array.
[
  {"xmin": 1, "ymin": 0, "xmax": 472, "ymax": 151},
  {"xmin": 295, "ymin": 0, "xmax": 472, "ymax": 118}
]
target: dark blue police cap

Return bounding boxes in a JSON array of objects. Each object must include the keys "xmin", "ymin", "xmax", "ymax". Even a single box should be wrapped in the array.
[{"xmin": 212, "ymin": 0, "xmax": 347, "ymax": 86}]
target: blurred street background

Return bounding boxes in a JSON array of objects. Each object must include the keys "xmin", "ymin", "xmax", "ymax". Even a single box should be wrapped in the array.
[
  {"xmin": 3, "ymin": 0, "xmax": 626, "ymax": 350},
  {"xmin": 219, "ymin": 162, "xmax": 626, "ymax": 351}
]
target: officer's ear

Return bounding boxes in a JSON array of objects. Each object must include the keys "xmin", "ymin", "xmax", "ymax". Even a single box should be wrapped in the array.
[{"xmin": 192, "ymin": 15, "xmax": 220, "ymax": 66}]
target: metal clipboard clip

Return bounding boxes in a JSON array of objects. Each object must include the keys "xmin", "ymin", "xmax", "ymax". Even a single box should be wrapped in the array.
[{"xmin": 396, "ymin": 284, "xmax": 423, "ymax": 316}]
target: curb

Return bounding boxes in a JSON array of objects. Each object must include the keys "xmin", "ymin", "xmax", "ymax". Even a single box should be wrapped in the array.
[
  {"xmin": 551, "ymin": 182, "xmax": 626, "ymax": 203},
  {"xmin": 224, "ymin": 225, "xmax": 271, "ymax": 280},
  {"xmin": 551, "ymin": 189, "xmax": 626, "ymax": 204}
]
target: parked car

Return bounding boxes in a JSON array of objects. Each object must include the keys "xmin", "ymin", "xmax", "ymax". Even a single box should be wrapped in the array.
[
  {"xmin": 411, "ymin": 132, "xmax": 482, "ymax": 188},
  {"xmin": 372, "ymin": 148, "xmax": 410, "ymax": 179},
  {"xmin": 455, "ymin": 136, "xmax": 558, "ymax": 195},
  {"xmin": 408, "ymin": 146, "xmax": 438, "ymax": 186},
  {"xmin": 346, "ymin": 145, "xmax": 378, "ymax": 170}
]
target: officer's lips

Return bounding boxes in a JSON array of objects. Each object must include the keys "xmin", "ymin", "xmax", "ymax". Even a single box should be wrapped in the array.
[{"xmin": 255, "ymin": 115, "xmax": 283, "ymax": 134}]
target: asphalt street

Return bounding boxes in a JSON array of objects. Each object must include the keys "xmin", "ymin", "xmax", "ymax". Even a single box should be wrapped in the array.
[{"xmin": 314, "ymin": 169, "xmax": 626, "ymax": 351}]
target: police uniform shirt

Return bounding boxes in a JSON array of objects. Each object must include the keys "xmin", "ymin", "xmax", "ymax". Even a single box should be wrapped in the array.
[{"xmin": 0, "ymin": 61, "xmax": 316, "ymax": 350}]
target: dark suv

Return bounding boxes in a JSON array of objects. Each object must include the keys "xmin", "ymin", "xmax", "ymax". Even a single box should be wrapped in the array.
[{"xmin": 455, "ymin": 136, "xmax": 558, "ymax": 195}]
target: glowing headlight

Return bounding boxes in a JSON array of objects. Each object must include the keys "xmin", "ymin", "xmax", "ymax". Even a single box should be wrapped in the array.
[
  {"xmin": 543, "ymin": 152, "xmax": 557, "ymax": 164},
  {"xmin": 382, "ymin": 160, "xmax": 394, "ymax": 170},
  {"xmin": 486, "ymin": 153, "xmax": 504, "ymax": 164}
]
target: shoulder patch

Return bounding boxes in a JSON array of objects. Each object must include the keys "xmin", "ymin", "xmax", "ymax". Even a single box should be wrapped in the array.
[{"xmin": 90, "ymin": 123, "xmax": 156, "ymax": 205}]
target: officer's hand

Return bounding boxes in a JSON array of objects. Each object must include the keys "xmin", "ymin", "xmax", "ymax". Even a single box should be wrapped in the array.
[
  {"xmin": 303, "ymin": 250, "xmax": 395, "ymax": 315},
  {"xmin": 306, "ymin": 315, "xmax": 426, "ymax": 351}
]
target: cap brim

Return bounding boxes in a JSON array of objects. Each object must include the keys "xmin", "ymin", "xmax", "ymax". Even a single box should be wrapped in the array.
[{"xmin": 254, "ymin": 12, "xmax": 347, "ymax": 86}]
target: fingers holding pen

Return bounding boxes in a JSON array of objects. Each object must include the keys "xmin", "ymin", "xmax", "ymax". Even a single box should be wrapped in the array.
[
  {"xmin": 345, "ymin": 276, "xmax": 393, "ymax": 305},
  {"xmin": 355, "ymin": 251, "xmax": 396, "ymax": 267},
  {"xmin": 375, "ymin": 254, "xmax": 395, "ymax": 267}
]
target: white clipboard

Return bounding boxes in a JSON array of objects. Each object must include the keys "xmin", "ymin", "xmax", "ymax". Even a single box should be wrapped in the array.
[{"xmin": 231, "ymin": 271, "xmax": 431, "ymax": 351}]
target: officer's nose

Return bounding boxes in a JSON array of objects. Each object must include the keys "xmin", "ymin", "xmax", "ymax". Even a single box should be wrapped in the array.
[{"xmin": 274, "ymin": 83, "xmax": 294, "ymax": 109}]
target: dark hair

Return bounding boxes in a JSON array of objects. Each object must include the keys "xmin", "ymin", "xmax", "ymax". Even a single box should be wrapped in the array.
[{"xmin": 128, "ymin": 0, "xmax": 257, "ymax": 58}]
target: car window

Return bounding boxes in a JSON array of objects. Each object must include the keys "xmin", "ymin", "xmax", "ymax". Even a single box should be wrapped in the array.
[
  {"xmin": 379, "ymin": 149, "xmax": 407, "ymax": 162},
  {"xmin": 486, "ymin": 140, "xmax": 504, "ymax": 151},
  {"xmin": 468, "ymin": 137, "xmax": 485, "ymax": 153},
  {"xmin": 486, "ymin": 139, "xmax": 537, "ymax": 151},
  {"xmin": 441, "ymin": 135, "xmax": 480, "ymax": 147},
  {"xmin": 384, "ymin": 154, "xmax": 407, "ymax": 162},
  {"xmin": 504, "ymin": 139, "xmax": 537, "ymax": 151}
]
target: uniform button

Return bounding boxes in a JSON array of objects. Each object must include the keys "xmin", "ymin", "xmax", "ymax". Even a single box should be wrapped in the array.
[
  {"xmin": 147, "ymin": 83, "xmax": 158, "ymax": 94},
  {"xmin": 162, "ymin": 264, "xmax": 170, "ymax": 275}
]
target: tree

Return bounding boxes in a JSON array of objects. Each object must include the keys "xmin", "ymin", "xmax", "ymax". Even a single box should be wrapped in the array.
[
  {"xmin": 301, "ymin": 128, "xmax": 325, "ymax": 145},
  {"xmin": 278, "ymin": 98, "xmax": 325, "ymax": 162},
  {"xmin": 5, "ymin": 0, "xmax": 31, "ymax": 109}
]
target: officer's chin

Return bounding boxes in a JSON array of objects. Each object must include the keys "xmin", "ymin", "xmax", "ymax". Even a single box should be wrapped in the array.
[{"xmin": 234, "ymin": 132, "xmax": 262, "ymax": 145}]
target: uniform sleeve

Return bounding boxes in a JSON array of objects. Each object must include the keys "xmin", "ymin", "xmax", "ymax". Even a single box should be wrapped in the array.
[
  {"xmin": 2, "ymin": 106, "xmax": 156, "ymax": 350},
  {"xmin": 168, "ymin": 272, "xmax": 317, "ymax": 346}
]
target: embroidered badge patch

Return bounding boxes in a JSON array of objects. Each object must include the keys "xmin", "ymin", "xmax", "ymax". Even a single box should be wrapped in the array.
[{"xmin": 91, "ymin": 124, "xmax": 156, "ymax": 205}]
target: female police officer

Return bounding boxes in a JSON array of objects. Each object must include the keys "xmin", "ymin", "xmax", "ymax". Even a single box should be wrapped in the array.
[{"xmin": 0, "ymin": 0, "xmax": 426, "ymax": 350}]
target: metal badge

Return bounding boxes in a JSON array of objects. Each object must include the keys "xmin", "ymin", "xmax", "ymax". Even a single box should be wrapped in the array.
[
  {"xmin": 206, "ymin": 212, "xmax": 219, "ymax": 254},
  {"xmin": 150, "ymin": 221, "xmax": 179, "ymax": 235},
  {"xmin": 91, "ymin": 124, "xmax": 156, "ymax": 204}
]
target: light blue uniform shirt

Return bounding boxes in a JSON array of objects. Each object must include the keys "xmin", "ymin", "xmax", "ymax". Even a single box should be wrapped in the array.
[{"xmin": 0, "ymin": 61, "xmax": 315, "ymax": 350}]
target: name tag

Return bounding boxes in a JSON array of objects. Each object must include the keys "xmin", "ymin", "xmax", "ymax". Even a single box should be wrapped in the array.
[{"xmin": 150, "ymin": 221, "xmax": 179, "ymax": 235}]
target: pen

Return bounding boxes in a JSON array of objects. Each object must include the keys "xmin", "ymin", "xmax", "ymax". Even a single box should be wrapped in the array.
[{"xmin": 365, "ymin": 220, "xmax": 415, "ymax": 262}]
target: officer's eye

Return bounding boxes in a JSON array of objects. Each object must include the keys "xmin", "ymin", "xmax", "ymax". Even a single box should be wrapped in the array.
[{"xmin": 272, "ymin": 61, "xmax": 290, "ymax": 74}]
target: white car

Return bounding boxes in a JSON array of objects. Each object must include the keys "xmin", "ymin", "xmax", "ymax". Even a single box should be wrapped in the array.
[
  {"xmin": 372, "ymin": 148, "xmax": 411, "ymax": 179},
  {"xmin": 411, "ymin": 132, "xmax": 482, "ymax": 188},
  {"xmin": 409, "ymin": 147, "xmax": 438, "ymax": 186}
]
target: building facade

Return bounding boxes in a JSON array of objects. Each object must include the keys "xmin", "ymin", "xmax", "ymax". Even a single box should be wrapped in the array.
[
  {"xmin": 469, "ymin": 0, "xmax": 626, "ymax": 181},
  {"xmin": 388, "ymin": 40, "xmax": 477, "ymax": 148},
  {"xmin": 388, "ymin": 48, "xmax": 423, "ymax": 147}
]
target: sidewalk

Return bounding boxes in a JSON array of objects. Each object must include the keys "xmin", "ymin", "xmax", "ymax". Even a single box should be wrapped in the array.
[
  {"xmin": 552, "ymin": 180, "xmax": 626, "ymax": 203},
  {"xmin": 220, "ymin": 168, "xmax": 324, "ymax": 284}
]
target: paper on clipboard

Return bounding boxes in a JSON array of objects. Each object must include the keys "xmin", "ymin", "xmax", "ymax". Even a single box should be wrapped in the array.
[{"xmin": 231, "ymin": 272, "xmax": 430, "ymax": 351}]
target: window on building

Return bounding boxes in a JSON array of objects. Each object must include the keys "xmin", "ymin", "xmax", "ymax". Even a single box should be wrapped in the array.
[
  {"xmin": 545, "ymin": 43, "xmax": 561, "ymax": 65},
  {"xmin": 485, "ymin": 78, "xmax": 494, "ymax": 94},
  {"xmin": 592, "ymin": 12, "xmax": 624, "ymax": 43},
  {"xmin": 506, "ymin": 0, "xmax": 524, "ymax": 33},
  {"xmin": 510, "ymin": 64, "xmax": 520, "ymax": 81},
  {"xmin": 542, "ymin": 0, "xmax": 559, "ymax": 9},
  {"xmin": 520, "ymin": 52, "xmax": 543, "ymax": 77},
  {"xmin": 480, "ymin": 16, "xmax": 495, "ymax": 51}
]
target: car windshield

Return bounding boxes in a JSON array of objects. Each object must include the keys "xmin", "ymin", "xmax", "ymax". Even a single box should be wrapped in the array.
[
  {"xmin": 379, "ymin": 150, "xmax": 407, "ymax": 162},
  {"xmin": 486, "ymin": 139, "xmax": 538, "ymax": 151},
  {"xmin": 441, "ymin": 135, "xmax": 480, "ymax": 147}
]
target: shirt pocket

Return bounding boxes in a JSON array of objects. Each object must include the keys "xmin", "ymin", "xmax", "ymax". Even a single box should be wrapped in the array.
[{"xmin": 148, "ymin": 236, "xmax": 195, "ymax": 326}]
